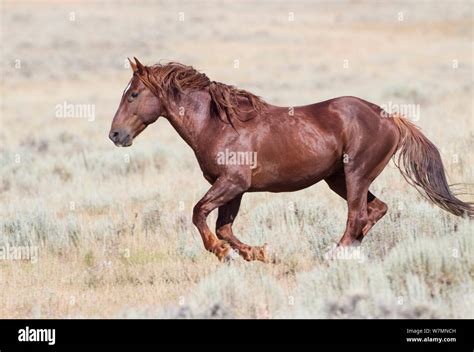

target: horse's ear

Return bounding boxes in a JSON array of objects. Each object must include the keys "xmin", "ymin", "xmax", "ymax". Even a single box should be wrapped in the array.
[
  {"xmin": 134, "ymin": 57, "xmax": 145, "ymax": 75},
  {"xmin": 128, "ymin": 57, "xmax": 137, "ymax": 72}
]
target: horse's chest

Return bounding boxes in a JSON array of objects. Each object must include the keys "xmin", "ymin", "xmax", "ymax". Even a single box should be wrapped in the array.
[{"xmin": 194, "ymin": 152, "xmax": 220, "ymax": 184}]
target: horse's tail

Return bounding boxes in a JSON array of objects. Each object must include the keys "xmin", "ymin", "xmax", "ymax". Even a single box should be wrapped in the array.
[{"xmin": 391, "ymin": 114, "xmax": 473, "ymax": 218}]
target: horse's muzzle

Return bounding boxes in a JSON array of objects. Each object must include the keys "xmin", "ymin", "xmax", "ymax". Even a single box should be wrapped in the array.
[{"xmin": 109, "ymin": 129, "xmax": 132, "ymax": 147}]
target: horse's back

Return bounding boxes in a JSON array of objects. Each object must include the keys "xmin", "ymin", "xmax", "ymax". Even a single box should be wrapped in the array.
[{"xmin": 300, "ymin": 96, "xmax": 399, "ymax": 144}]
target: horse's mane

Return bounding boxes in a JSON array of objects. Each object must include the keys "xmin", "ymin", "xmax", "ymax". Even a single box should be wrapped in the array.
[{"xmin": 137, "ymin": 62, "xmax": 267, "ymax": 125}]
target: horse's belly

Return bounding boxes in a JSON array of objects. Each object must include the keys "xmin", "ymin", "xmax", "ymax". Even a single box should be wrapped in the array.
[
  {"xmin": 249, "ymin": 175, "xmax": 326, "ymax": 192},
  {"xmin": 249, "ymin": 150, "xmax": 340, "ymax": 192}
]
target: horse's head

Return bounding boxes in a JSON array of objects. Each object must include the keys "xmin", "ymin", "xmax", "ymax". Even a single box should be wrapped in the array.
[{"xmin": 109, "ymin": 57, "xmax": 161, "ymax": 147}]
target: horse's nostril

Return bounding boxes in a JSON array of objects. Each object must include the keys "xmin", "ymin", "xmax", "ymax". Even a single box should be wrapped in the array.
[{"xmin": 109, "ymin": 130, "xmax": 120, "ymax": 142}]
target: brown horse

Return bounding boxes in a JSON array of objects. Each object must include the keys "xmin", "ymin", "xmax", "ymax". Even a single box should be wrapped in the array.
[{"xmin": 109, "ymin": 57, "xmax": 473, "ymax": 262}]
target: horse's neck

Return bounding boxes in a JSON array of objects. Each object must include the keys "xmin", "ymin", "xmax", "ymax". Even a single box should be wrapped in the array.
[{"xmin": 163, "ymin": 90, "xmax": 213, "ymax": 150}]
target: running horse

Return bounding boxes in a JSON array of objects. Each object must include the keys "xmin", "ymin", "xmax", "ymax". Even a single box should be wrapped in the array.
[{"xmin": 109, "ymin": 58, "xmax": 473, "ymax": 262}]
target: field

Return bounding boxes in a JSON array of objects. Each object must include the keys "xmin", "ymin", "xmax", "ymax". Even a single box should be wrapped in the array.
[{"xmin": 0, "ymin": 0, "xmax": 473, "ymax": 318}]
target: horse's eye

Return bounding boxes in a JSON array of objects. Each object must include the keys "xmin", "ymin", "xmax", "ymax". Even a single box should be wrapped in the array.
[{"xmin": 131, "ymin": 92, "xmax": 139, "ymax": 98}]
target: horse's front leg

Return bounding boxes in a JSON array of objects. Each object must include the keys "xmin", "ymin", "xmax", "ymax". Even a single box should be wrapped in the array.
[
  {"xmin": 192, "ymin": 176, "xmax": 249, "ymax": 261},
  {"xmin": 216, "ymin": 195, "xmax": 268, "ymax": 262}
]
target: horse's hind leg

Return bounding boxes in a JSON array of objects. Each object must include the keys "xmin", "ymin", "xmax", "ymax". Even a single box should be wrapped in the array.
[
  {"xmin": 337, "ymin": 139, "xmax": 397, "ymax": 246},
  {"xmin": 216, "ymin": 195, "xmax": 267, "ymax": 262},
  {"xmin": 336, "ymin": 172, "xmax": 372, "ymax": 246},
  {"xmin": 325, "ymin": 172, "xmax": 388, "ymax": 243}
]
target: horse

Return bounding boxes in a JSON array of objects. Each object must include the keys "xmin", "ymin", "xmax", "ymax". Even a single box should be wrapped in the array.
[{"xmin": 109, "ymin": 57, "xmax": 473, "ymax": 262}]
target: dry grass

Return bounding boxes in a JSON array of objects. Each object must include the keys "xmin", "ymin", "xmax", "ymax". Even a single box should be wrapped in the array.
[{"xmin": 0, "ymin": 0, "xmax": 472, "ymax": 318}]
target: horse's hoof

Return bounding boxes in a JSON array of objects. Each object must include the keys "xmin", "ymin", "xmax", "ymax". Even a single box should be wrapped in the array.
[
  {"xmin": 262, "ymin": 243, "xmax": 277, "ymax": 263},
  {"xmin": 222, "ymin": 248, "xmax": 239, "ymax": 262},
  {"xmin": 251, "ymin": 243, "xmax": 276, "ymax": 263}
]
